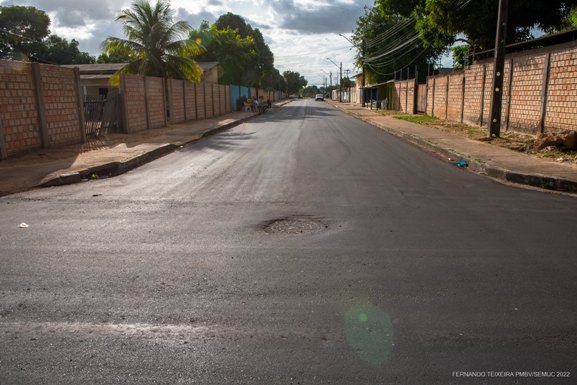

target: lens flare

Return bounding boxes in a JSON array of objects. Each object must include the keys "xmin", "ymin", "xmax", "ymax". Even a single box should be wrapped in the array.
[{"xmin": 344, "ymin": 303, "xmax": 394, "ymax": 367}]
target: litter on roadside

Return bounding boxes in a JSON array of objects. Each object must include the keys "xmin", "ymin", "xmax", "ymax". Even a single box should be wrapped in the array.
[
  {"xmin": 18, "ymin": 223, "xmax": 29, "ymax": 228},
  {"xmin": 455, "ymin": 160, "xmax": 469, "ymax": 168}
]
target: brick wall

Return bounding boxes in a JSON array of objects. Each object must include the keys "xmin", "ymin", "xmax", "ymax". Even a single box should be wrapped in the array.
[
  {"xmin": 122, "ymin": 74, "xmax": 147, "ymax": 133},
  {"xmin": 39, "ymin": 65, "xmax": 82, "ymax": 146},
  {"xmin": 447, "ymin": 73, "xmax": 465, "ymax": 122},
  {"xmin": 434, "ymin": 75, "xmax": 448, "ymax": 119},
  {"xmin": 407, "ymin": 80, "xmax": 415, "ymax": 114},
  {"xmin": 196, "ymin": 83, "xmax": 206, "ymax": 120},
  {"xmin": 481, "ymin": 65, "xmax": 494, "ymax": 127},
  {"xmin": 184, "ymin": 82, "xmax": 196, "ymax": 121},
  {"xmin": 546, "ymin": 47, "xmax": 577, "ymax": 131},
  {"xmin": 422, "ymin": 40, "xmax": 577, "ymax": 134},
  {"xmin": 220, "ymin": 85, "xmax": 226, "ymax": 115},
  {"xmin": 394, "ymin": 82, "xmax": 403, "ymax": 111},
  {"xmin": 0, "ymin": 61, "xmax": 41, "ymax": 156},
  {"xmin": 205, "ymin": 83, "xmax": 214, "ymax": 118},
  {"xmin": 1, "ymin": 60, "xmax": 285, "ymax": 159},
  {"xmin": 426, "ymin": 77, "xmax": 434, "ymax": 116},
  {"xmin": 0, "ymin": 60, "xmax": 84, "ymax": 159},
  {"xmin": 145, "ymin": 77, "xmax": 165, "ymax": 129},
  {"xmin": 169, "ymin": 79, "xmax": 185, "ymax": 124},
  {"xmin": 463, "ymin": 64, "xmax": 485, "ymax": 126}
]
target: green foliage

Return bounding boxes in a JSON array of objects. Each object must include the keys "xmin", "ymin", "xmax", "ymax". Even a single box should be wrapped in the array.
[
  {"xmin": 377, "ymin": 0, "xmax": 577, "ymax": 51},
  {"xmin": 283, "ymin": 71, "xmax": 307, "ymax": 95},
  {"xmin": 0, "ymin": 5, "xmax": 50, "ymax": 60},
  {"xmin": 102, "ymin": 0, "xmax": 204, "ymax": 83},
  {"xmin": 42, "ymin": 35, "xmax": 95, "ymax": 64},
  {"xmin": 191, "ymin": 13, "xmax": 278, "ymax": 89},
  {"xmin": 558, "ymin": 6, "xmax": 577, "ymax": 31},
  {"xmin": 302, "ymin": 85, "xmax": 320, "ymax": 97},
  {"xmin": 212, "ymin": 13, "xmax": 275, "ymax": 88},
  {"xmin": 352, "ymin": 6, "xmax": 440, "ymax": 84},
  {"xmin": 97, "ymin": 51, "xmax": 133, "ymax": 63},
  {"xmin": 0, "ymin": 5, "xmax": 94, "ymax": 64},
  {"xmin": 341, "ymin": 77, "xmax": 355, "ymax": 88},
  {"xmin": 451, "ymin": 45, "xmax": 469, "ymax": 69},
  {"xmin": 190, "ymin": 22, "xmax": 255, "ymax": 85}
]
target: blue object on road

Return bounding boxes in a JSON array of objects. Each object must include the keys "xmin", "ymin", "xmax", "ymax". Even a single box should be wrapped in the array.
[{"xmin": 455, "ymin": 160, "xmax": 469, "ymax": 168}]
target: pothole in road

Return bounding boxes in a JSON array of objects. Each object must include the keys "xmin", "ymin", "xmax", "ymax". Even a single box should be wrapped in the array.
[{"xmin": 263, "ymin": 215, "xmax": 328, "ymax": 235}]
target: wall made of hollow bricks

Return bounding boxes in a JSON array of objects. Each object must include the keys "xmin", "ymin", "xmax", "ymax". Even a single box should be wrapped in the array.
[
  {"xmin": 205, "ymin": 83, "xmax": 214, "ymax": 118},
  {"xmin": 426, "ymin": 77, "xmax": 434, "ymax": 116},
  {"xmin": 545, "ymin": 47, "xmax": 577, "ymax": 132},
  {"xmin": 169, "ymin": 79, "xmax": 185, "ymax": 124},
  {"xmin": 0, "ymin": 61, "xmax": 41, "ymax": 156},
  {"xmin": 184, "ymin": 82, "xmax": 197, "ymax": 121},
  {"xmin": 39, "ymin": 64, "xmax": 81, "ymax": 146},
  {"xmin": 196, "ymin": 83, "xmax": 206, "ymax": 120},
  {"xmin": 506, "ymin": 55, "xmax": 545, "ymax": 133},
  {"xmin": 434, "ymin": 76, "xmax": 448, "ymax": 120},
  {"xmin": 447, "ymin": 73, "xmax": 465, "ymax": 122},
  {"xmin": 481, "ymin": 64, "xmax": 494, "ymax": 127},
  {"xmin": 406, "ymin": 81, "xmax": 415, "ymax": 114},
  {"xmin": 220, "ymin": 85, "xmax": 226, "ymax": 115},
  {"xmin": 145, "ymin": 77, "xmax": 165, "ymax": 129},
  {"xmin": 463, "ymin": 65, "xmax": 485, "ymax": 126},
  {"xmin": 123, "ymin": 74, "xmax": 147, "ymax": 133},
  {"xmin": 395, "ymin": 82, "xmax": 403, "ymax": 111}
]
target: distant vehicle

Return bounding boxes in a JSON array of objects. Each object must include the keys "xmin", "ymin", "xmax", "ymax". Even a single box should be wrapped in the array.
[{"xmin": 315, "ymin": 94, "xmax": 324, "ymax": 101}]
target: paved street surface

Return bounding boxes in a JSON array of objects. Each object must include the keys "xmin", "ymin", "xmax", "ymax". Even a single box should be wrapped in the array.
[{"xmin": 1, "ymin": 99, "xmax": 576, "ymax": 384}]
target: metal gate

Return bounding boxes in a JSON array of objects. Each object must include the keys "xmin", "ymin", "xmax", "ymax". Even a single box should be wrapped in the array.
[{"xmin": 83, "ymin": 90, "xmax": 122, "ymax": 138}]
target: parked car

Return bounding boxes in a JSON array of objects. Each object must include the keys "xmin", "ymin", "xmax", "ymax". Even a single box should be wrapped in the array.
[{"xmin": 315, "ymin": 94, "xmax": 324, "ymax": 101}]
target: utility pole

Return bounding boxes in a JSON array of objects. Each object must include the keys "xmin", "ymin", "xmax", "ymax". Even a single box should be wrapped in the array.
[
  {"xmin": 488, "ymin": 0, "xmax": 508, "ymax": 137},
  {"xmin": 339, "ymin": 62, "xmax": 343, "ymax": 103},
  {"xmin": 345, "ymin": 69, "xmax": 351, "ymax": 103},
  {"xmin": 362, "ymin": 40, "xmax": 366, "ymax": 107}
]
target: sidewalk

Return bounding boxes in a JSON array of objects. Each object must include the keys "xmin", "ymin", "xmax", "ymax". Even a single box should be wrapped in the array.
[
  {"xmin": 0, "ymin": 100, "xmax": 291, "ymax": 196},
  {"xmin": 328, "ymin": 100, "xmax": 577, "ymax": 194}
]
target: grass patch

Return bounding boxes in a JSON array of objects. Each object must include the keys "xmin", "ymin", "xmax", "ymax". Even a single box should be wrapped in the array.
[
  {"xmin": 394, "ymin": 114, "xmax": 438, "ymax": 125},
  {"xmin": 384, "ymin": 110, "xmax": 575, "ymax": 164}
]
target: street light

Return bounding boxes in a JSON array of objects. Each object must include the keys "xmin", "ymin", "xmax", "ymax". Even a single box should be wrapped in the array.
[
  {"xmin": 325, "ymin": 57, "xmax": 342, "ymax": 102},
  {"xmin": 338, "ymin": 34, "xmax": 365, "ymax": 106}
]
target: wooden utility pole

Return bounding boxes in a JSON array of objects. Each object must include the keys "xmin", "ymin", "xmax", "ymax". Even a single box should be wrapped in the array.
[
  {"xmin": 488, "ymin": 0, "xmax": 509, "ymax": 137},
  {"xmin": 339, "ymin": 62, "xmax": 343, "ymax": 103},
  {"xmin": 362, "ymin": 40, "xmax": 366, "ymax": 107}
]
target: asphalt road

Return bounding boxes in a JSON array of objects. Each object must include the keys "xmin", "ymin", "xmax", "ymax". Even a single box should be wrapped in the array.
[{"xmin": 1, "ymin": 99, "xmax": 577, "ymax": 384}]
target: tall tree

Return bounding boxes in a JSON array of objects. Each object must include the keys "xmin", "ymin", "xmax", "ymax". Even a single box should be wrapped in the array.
[
  {"xmin": 0, "ymin": 5, "xmax": 50, "ymax": 60},
  {"xmin": 97, "ymin": 51, "xmax": 134, "ymax": 64},
  {"xmin": 102, "ymin": 0, "xmax": 204, "ymax": 82},
  {"xmin": 283, "ymin": 70, "xmax": 307, "ymax": 95},
  {"xmin": 190, "ymin": 21, "xmax": 255, "ymax": 85},
  {"xmin": 211, "ymin": 13, "xmax": 275, "ymax": 88},
  {"xmin": 42, "ymin": 35, "xmax": 95, "ymax": 64},
  {"xmin": 377, "ymin": 0, "xmax": 577, "ymax": 51},
  {"xmin": 352, "ymin": 6, "xmax": 440, "ymax": 84}
]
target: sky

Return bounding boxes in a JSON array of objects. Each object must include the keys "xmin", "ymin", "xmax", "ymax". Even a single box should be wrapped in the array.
[{"xmin": 0, "ymin": 0, "xmax": 382, "ymax": 87}]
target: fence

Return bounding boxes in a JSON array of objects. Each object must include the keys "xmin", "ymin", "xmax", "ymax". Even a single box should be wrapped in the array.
[
  {"xmin": 0, "ymin": 59, "xmax": 286, "ymax": 159},
  {"xmin": 389, "ymin": 40, "xmax": 577, "ymax": 135},
  {"xmin": 0, "ymin": 60, "xmax": 84, "ymax": 159}
]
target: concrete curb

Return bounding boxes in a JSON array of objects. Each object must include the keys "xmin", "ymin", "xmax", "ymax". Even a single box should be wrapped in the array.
[
  {"xmin": 38, "ymin": 109, "xmax": 271, "ymax": 188},
  {"xmin": 333, "ymin": 104, "xmax": 577, "ymax": 194}
]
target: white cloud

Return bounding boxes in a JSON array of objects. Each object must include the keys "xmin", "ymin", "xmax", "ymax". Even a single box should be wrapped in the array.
[{"xmin": 0, "ymin": 0, "xmax": 371, "ymax": 84}]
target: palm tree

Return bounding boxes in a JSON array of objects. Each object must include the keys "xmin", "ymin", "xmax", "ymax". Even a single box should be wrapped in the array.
[{"xmin": 102, "ymin": 0, "xmax": 204, "ymax": 83}]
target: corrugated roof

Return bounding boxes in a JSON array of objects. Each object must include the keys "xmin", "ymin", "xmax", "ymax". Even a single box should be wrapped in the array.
[{"xmin": 61, "ymin": 63, "xmax": 126, "ymax": 74}]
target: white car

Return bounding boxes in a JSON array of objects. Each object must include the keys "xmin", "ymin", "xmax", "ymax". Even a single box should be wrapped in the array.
[{"xmin": 315, "ymin": 94, "xmax": 324, "ymax": 101}]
